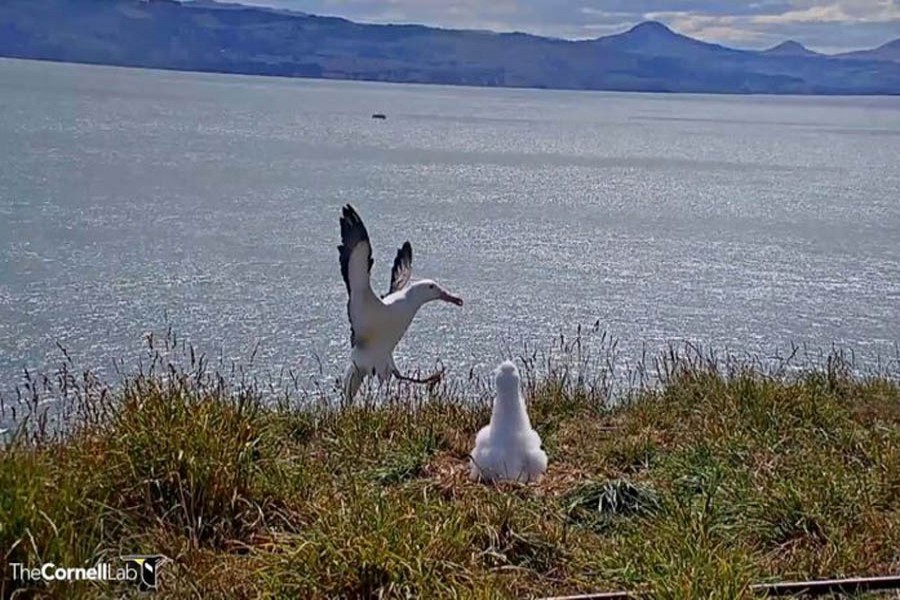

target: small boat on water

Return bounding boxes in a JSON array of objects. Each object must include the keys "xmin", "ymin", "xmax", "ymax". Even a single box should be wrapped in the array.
[{"xmin": 371, "ymin": 113, "xmax": 387, "ymax": 120}]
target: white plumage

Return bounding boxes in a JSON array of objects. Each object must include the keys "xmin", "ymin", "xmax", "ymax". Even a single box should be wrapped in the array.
[
  {"xmin": 338, "ymin": 205, "xmax": 463, "ymax": 402},
  {"xmin": 470, "ymin": 361, "xmax": 547, "ymax": 483}
]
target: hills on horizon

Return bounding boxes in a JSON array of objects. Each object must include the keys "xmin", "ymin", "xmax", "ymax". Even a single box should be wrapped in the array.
[
  {"xmin": 1, "ymin": 0, "xmax": 899, "ymax": 95},
  {"xmin": 761, "ymin": 41, "xmax": 822, "ymax": 58}
]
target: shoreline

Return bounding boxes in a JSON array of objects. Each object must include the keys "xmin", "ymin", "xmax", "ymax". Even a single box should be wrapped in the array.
[{"xmin": 4, "ymin": 57, "xmax": 900, "ymax": 98}]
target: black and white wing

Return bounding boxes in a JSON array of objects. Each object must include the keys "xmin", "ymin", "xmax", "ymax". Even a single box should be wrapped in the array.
[
  {"xmin": 386, "ymin": 241, "xmax": 413, "ymax": 296},
  {"xmin": 338, "ymin": 204, "xmax": 378, "ymax": 347}
]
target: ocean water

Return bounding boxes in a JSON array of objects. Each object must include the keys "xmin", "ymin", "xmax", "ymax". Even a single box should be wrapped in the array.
[{"xmin": 1, "ymin": 58, "xmax": 899, "ymax": 399}]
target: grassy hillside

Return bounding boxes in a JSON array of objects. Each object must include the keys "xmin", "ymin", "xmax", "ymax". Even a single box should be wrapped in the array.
[{"xmin": 2, "ymin": 336, "xmax": 900, "ymax": 598}]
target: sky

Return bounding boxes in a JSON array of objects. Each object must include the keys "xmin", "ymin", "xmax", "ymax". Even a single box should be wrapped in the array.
[{"xmin": 227, "ymin": 0, "xmax": 900, "ymax": 53}]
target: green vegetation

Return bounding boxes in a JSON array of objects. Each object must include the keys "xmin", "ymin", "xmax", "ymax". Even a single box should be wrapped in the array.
[{"xmin": 2, "ymin": 336, "xmax": 900, "ymax": 598}]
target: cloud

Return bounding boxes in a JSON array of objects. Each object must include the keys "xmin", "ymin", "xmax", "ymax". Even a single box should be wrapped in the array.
[
  {"xmin": 641, "ymin": 1, "xmax": 900, "ymax": 50},
  {"xmin": 251, "ymin": 0, "xmax": 900, "ymax": 51},
  {"xmin": 752, "ymin": 0, "xmax": 900, "ymax": 23},
  {"xmin": 753, "ymin": 4, "xmax": 849, "ymax": 23}
]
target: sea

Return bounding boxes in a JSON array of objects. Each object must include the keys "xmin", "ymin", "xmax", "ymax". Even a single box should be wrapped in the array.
[{"xmin": 1, "ymin": 58, "xmax": 899, "ymax": 403}]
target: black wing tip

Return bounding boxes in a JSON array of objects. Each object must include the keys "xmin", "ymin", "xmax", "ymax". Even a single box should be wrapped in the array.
[
  {"xmin": 339, "ymin": 204, "xmax": 373, "ymax": 294},
  {"xmin": 339, "ymin": 204, "xmax": 369, "ymax": 242},
  {"xmin": 395, "ymin": 241, "xmax": 412, "ymax": 265},
  {"xmin": 397, "ymin": 241, "xmax": 412, "ymax": 263}
]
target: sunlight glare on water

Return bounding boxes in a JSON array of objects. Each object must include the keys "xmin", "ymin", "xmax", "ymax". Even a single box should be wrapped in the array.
[{"xmin": 1, "ymin": 58, "xmax": 899, "ymax": 396}]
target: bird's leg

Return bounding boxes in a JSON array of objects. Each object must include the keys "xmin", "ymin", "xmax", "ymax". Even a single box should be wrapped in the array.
[
  {"xmin": 391, "ymin": 362, "xmax": 445, "ymax": 386},
  {"xmin": 393, "ymin": 371, "xmax": 442, "ymax": 384},
  {"xmin": 342, "ymin": 362, "xmax": 367, "ymax": 407}
]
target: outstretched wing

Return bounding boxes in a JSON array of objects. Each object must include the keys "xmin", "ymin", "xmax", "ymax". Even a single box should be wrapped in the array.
[
  {"xmin": 338, "ymin": 204, "xmax": 377, "ymax": 346},
  {"xmin": 387, "ymin": 241, "xmax": 413, "ymax": 296}
]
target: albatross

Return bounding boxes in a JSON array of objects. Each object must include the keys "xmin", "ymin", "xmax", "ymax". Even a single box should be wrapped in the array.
[
  {"xmin": 338, "ymin": 204, "xmax": 463, "ymax": 401},
  {"xmin": 470, "ymin": 361, "xmax": 547, "ymax": 483}
]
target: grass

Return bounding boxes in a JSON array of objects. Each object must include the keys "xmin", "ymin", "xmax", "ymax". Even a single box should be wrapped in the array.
[{"xmin": 2, "ymin": 333, "xmax": 900, "ymax": 598}]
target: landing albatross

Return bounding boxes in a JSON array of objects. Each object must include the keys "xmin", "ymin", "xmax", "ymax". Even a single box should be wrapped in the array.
[{"xmin": 339, "ymin": 204, "xmax": 463, "ymax": 401}]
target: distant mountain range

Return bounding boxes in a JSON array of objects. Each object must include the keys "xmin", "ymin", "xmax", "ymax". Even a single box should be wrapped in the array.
[
  {"xmin": 837, "ymin": 39, "xmax": 900, "ymax": 63},
  {"xmin": 1, "ymin": 0, "xmax": 899, "ymax": 95},
  {"xmin": 762, "ymin": 41, "xmax": 822, "ymax": 58}
]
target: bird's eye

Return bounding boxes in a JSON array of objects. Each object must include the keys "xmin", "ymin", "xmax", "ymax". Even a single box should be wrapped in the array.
[{"xmin": 429, "ymin": 284, "xmax": 435, "ymax": 289}]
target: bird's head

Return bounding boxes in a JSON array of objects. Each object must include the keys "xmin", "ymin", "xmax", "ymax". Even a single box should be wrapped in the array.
[
  {"xmin": 407, "ymin": 279, "xmax": 464, "ymax": 307},
  {"xmin": 494, "ymin": 360, "xmax": 521, "ymax": 400}
]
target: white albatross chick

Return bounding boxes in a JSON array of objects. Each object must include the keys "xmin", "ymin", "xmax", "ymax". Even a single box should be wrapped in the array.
[{"xmin": 470, "ymin": 361, "xmax": 547, "ymax": 483}]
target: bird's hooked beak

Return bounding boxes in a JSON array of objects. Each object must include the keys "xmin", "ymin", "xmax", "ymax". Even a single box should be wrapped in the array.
[{"xmin": 440, "ymin": 290, "xmax": 464, "ymax": 306}]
